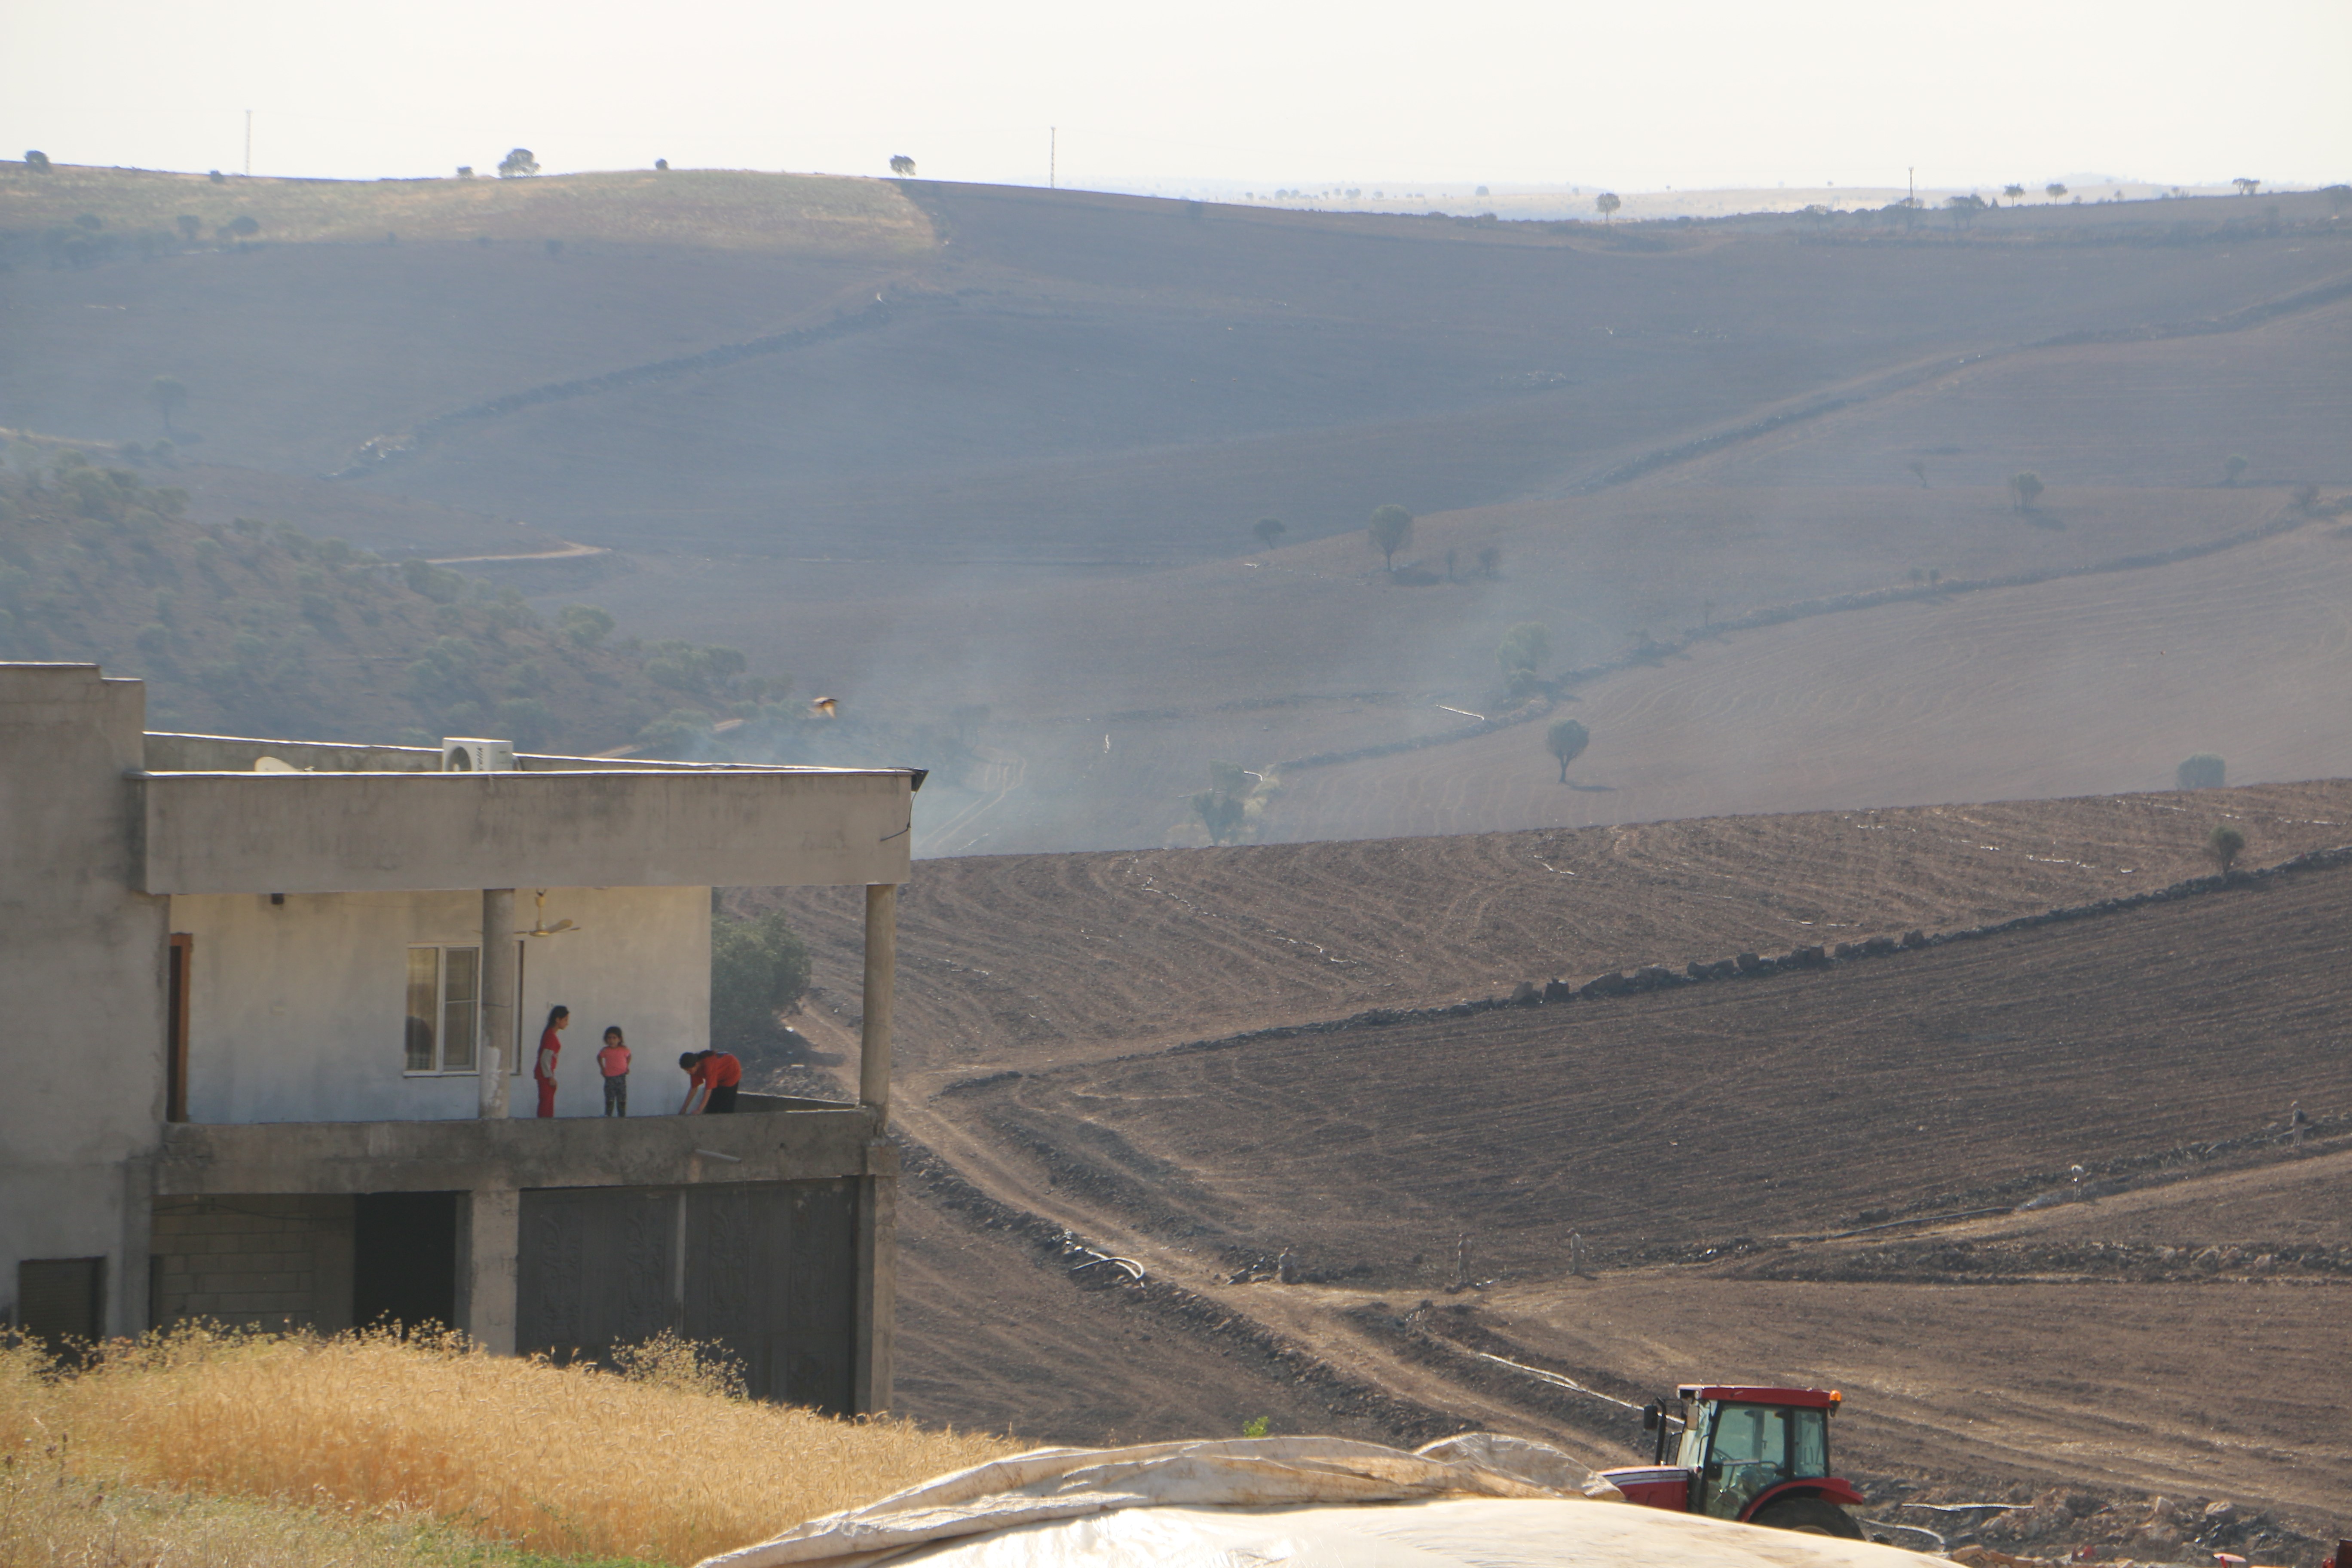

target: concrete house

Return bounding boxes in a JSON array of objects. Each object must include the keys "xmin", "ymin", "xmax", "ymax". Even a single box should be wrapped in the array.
[{"xmin": 1, "ymin": 662, "xmax": 916, "ymax": 1413}]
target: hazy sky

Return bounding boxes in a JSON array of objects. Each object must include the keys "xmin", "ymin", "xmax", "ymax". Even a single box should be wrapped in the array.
[{"xmin": 6, "ymin": 0, "xmax": 2347, "ymax": 193}]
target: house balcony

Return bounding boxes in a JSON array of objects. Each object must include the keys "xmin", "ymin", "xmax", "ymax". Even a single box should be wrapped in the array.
[{"xmin": 156, "ymin": 1096, "xmax": 889, "ymax": 1197}]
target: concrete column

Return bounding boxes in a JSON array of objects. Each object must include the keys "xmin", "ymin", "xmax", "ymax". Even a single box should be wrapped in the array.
[
  {"xmin": 454, "ymin": 1185, "xmax": 519, "ymax": 1354},
  {"xmin": 854, "ymin": 1137, "xmax": 898, "ymax": 1415},
  {"xmin": 479, "ymin": 890, "xmax": 515, "ymax": 1119},
  {"xmin": 859, "ymin": 883, "xmax": 897, "ymax": 1126}
]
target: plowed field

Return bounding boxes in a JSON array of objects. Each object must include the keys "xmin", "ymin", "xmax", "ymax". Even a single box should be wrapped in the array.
[
  {"xmin": 753, "ymin": 794, "xmax": 2352, "ymax": 1545},
  {"xmin": 949, "ymin": 862, "xmax": 2352, "ymax": 1273},
  {"xmin": 766, "ymin": 779, "xmax": 2352, "ymax": 1086}
]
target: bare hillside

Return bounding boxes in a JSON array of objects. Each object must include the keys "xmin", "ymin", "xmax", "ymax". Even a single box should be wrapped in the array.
[{"xmin": 1266, "ymin": 519, "xmax": 2352, "ymax": 842}]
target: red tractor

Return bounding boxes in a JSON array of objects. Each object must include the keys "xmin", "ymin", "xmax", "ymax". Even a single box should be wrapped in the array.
[{"xmin": 1596, "ymin": 1384, "xmax": 1868, "ymax": 1538}]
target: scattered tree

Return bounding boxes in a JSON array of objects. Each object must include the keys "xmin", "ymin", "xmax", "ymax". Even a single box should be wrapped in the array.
[
  {"xmin": 208, "ymin": 169, "xmax": 225, "ymax": 184},
  {"xmin": 1595, "ymin": 192, "xmax": 1620, "ymax": 224},
  {"xmin": 654, "ymin": 158, "xmax": 669, "ymax": 171},
  {"xmin": 888, "ymin": 155, "xmax": 916, "ymax": 176},
  {"xmin": 2002, "ymin": 184, "xmax": 2025, "ymax": 205},
  {"xmin": 1368, "ymin": 504, "xmax": 1413, "ymax": 571},
  {"xmin": 227, "ymin": 215, "xmax": 259, "ymax": 238},
  {"xmin": 147, "ymin": 377, "xmax": 187, "ymax": 436},
  {"xmin": 175, "ymin": 214, "xmax": 202, "ymax": 243},
  {"xmin": 2205, "ymin": 821, "xmax": 2246, "ymax": 874},
  {"xmin": 1904, "ymin": 459, "xmax": 1928, "ymax": 488},
  {"xmin": 1476, "ymin": 544, "xmax": 1501, "ymax": 579},
  {"xmin": 1497, "ymin": 622, "xmax": 1549, "ymax": 676},
  {"xmin": 1252, "ymin": 517, "xmax": 1286, "ymax": 551},
  {"xmin": 2176, "ymin": 753, "xmax": 2225, "ymax": 791},
  {"xmin": 24, "ymin": 150, "xmax": 51, "ymax": 172},
  {"xmin": 499, "ymin": 148, "xmax": 540, "ymax": 178},
  {"xmin": 710, "ymin": 908, "xmax": 812, "ymax": 1048},
  {"xmin": 2007, "ymin": 471, "xmax": 2044, "ymax": 512},
  {"xmin": 456, "ymin": 165, "xmax": 475, "ymax": 179},
  {"xmin": 556, "ymin": 603, "xmax": 615, "ymax": 646},
  {"xmin": 1545, "ymin": 719, "xmax": 1590, "ymax": 783},
  {"xmin": 2231, "ymin": 177, "xmax": 2260, "ymax": 196},
  {"xmin": 2222, "ymin": 454, "xmax": 2249, "ymax": 487},
  {"xmin": 2044, "ymin": 182, "xmax": 2067, "ymax": 199}
]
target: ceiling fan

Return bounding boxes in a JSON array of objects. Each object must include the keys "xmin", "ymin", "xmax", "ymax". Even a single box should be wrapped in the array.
[{"xmin": 518, "ymin": 890, "xmax": 583, "ymax": 937}]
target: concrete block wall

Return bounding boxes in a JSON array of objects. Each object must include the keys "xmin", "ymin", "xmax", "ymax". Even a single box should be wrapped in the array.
[{"xmin": 151, "ymin": 1196, "xmax": 354, "ymax": 1331}]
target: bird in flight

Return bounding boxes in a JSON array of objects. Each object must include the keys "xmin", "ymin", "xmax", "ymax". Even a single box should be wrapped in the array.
[{"xmin": 811, "ymin": 696, "xmax": 839, "ymax": 719}]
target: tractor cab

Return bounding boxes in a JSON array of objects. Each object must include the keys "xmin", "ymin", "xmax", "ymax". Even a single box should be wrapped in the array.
[{"xmin": 1596, "ymin": 1385, "xmax": 1866, "ymax": 1538}]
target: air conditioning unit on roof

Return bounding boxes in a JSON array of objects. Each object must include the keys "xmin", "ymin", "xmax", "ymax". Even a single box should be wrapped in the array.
[{"xmin": 440, "ymin": 737, "xmax": 517, "ymax": 772}]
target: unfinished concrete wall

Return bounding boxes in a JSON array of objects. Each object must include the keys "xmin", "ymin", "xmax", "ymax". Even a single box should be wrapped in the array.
[
  {"xmin": 139, "ymin": 767, "xmax": 915, "ymax": 894},
  {"xmin": 0, "ymin": 665, "xmax": 168, "ymax": 1337},
  {"xmin": 168, "ymin": 885, "xmax": 709, "ymax": 1124},
  {"xmin": 150, "ymin": 1195, "xmax": 355, "ymax": 1331}
]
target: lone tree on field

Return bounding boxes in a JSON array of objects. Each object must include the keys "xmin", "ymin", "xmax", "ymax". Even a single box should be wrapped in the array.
[
  {"xmin": 2223, "ymin": 453, "xmax": 2249, "ymax": 487},
  {"xmin": 2176, "ymin": 753, "xmax": 2225, "ymax": 790},
  {"xmin": 2007, "ymin": 471, "xmax": 2044, "ymax": 512},
  {"xmin": 2231, "ymin": 177, "xmax": 2260, "ymax": 196},
  {"xmin": 2206, "ymin": 821, "xmax": 2247, "ymax": 874},
  {"xmin": 888, "ymin": 155, "xmax": 916, "ymax": 176},
  {"xmin": 1497, "ymin": 622, "xmax": 1549, "ymax": 676},
  {"xmin": 147, "ymin": 377, "xmax": 187, "ymax": 436},
  {"xmin": 1252, "ymin": 517, "xmax": 1286, "ymax": 551},
  {"xmin": 1595, "ymin": 192, "xmax": 1621, "ymax": 224},
  {"xmin": 226, "ymin": 214, "xmax": 259, "ymax": 238},
  {"xmin": 1368, "ymin": 504, "xmax": 1413, "ymax": 571},
  {"xmin": 2003, "ymin": 184, "xmax": 2026, "ymax": 205},
  {"xmin": 24, "ymin": 150, "xmax": 51, "ymax": 172},
  {"xmin": 2045, "ymin": 182, "xmax": 2067, "ymax": 199},
  {"xmin": 175, "ymin": 214, "xmax": 202, "ymax": 243},
  {"xmin": 1476, "ymin": 544, "xmax": 1501, "ymax": 579},
  {"xmin": 1192, "ymin": 760, "xmax": 1252, "ymax": 844},
  {"xmin": 499, "ymin": 147, "xmax": 540, "ymax": 178},
  {"xmin": 1546, "ymin": 718, "xmax": 1590, "ymax": 783}
]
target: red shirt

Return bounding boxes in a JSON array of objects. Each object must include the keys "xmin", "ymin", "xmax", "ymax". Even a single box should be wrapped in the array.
[
  {"xmin": 597, "ymin": 1043, "xmax": 631, "ymax": 1078},
  {"xmin": 689, "ymin": 1052, "xmax": 742, "ymax": 1089},
  {"xmin": 534, "ymin": 1027, "xmax": 561, "ymax": 1081}
]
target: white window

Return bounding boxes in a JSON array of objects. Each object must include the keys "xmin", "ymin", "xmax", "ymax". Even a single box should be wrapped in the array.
[{"xmin": 405, "ymin": 946, "xmax": 480, "ymax": 1074}]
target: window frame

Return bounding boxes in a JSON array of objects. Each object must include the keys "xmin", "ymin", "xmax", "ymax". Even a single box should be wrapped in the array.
[{"xmin": 404, "ymin": 944, "xmax": 483, "ymax": 1076}]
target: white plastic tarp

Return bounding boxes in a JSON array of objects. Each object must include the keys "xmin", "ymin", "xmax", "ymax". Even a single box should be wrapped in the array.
[{"xmin": 698, "ymin": 1435, "xmax": 1926, "ymax": 1568}]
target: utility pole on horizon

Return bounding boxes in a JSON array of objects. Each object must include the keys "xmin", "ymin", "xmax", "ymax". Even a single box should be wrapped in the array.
[{"xmin": 245, "ymin": 110, "xmax": 252, "ymax": 176}]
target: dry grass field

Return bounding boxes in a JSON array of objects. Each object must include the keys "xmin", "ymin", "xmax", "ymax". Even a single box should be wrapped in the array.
[
  {"xmin": 0, "ymin": 1328, "xmax": 1014, "ymax": 1565},
  {"xmin": 1265, "ymin": 520, "xmax": 2352, "ymax": 844},
  {"xmin": 0, "ymin": 164, "xmax": 931, "ymax": 254}
]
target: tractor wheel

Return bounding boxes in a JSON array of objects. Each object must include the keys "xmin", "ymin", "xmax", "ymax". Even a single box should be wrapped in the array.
[{"xmin": 1750, "ymin": 1497, "xmax": 1864, "ymax": 1539}]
